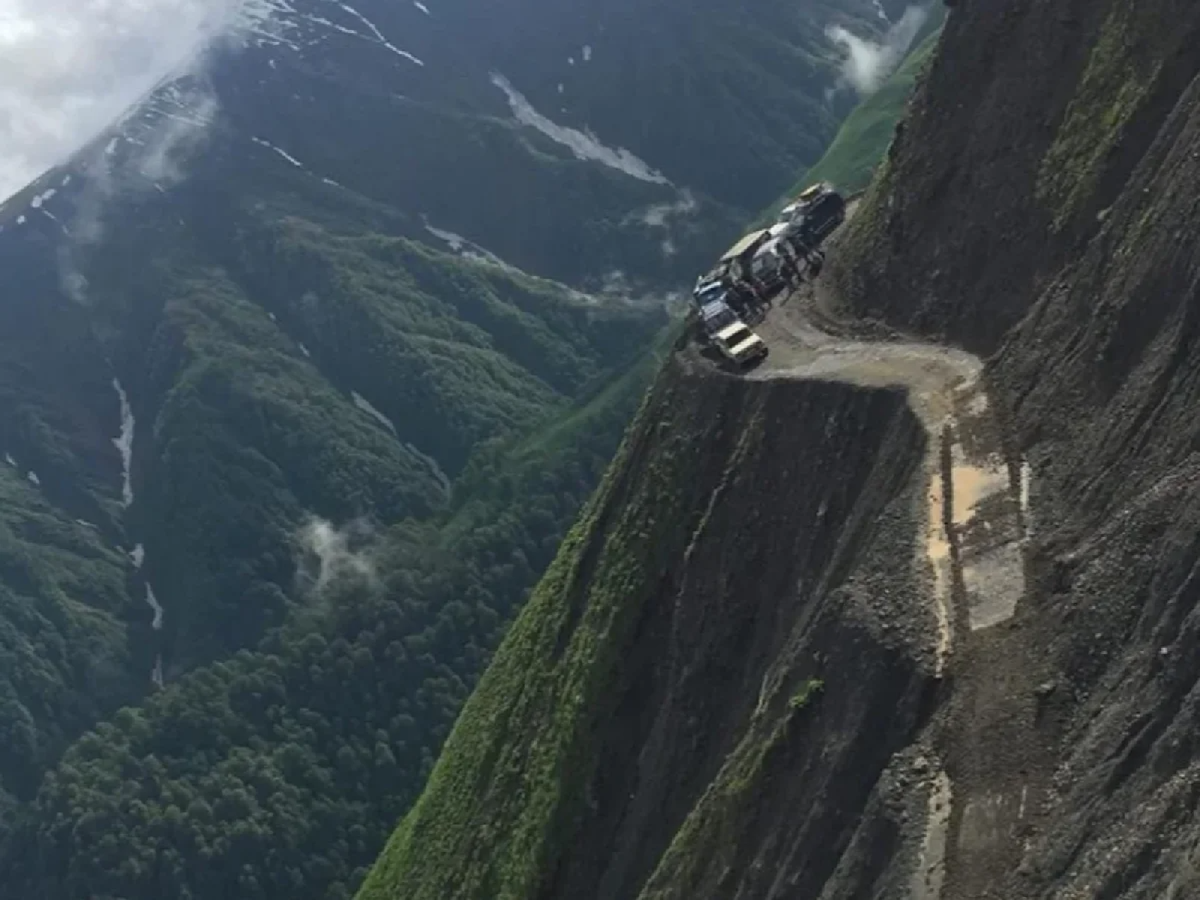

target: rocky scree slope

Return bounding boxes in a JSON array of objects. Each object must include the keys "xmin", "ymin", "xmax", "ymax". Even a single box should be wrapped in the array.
[{"xmin": 831, "ymin": 0, "xmax": 1200, "ymax": 896}]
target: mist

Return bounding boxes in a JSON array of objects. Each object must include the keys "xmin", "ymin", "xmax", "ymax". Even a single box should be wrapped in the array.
[
  {"xmin": 827, "ymin": 4, "xmax": 930, "ymax": 96},
  {"xmin": 298, "ymin": 516, "xmax": 381, "ymax": 595},
  {"xmin": 0, "ymin": 0, "xmax": 273, "ymax": 203}
]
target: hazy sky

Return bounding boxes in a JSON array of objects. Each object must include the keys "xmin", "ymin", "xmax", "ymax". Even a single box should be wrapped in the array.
[{"xmin": 0, "ymin": 0, "xmax": 253, "ymax": 201}]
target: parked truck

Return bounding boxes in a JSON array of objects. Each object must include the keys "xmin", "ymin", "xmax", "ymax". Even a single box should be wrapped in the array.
[{"xmin": 778, "ymin": 182, "xmax": 846, "ymax": 247}]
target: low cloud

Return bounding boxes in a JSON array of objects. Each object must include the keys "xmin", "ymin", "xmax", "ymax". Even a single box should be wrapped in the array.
[
  {"xmin": 55, "ymin": 78, "xmax": 221, "ymax": 305},
  {"xmin": 826, "ymin": 4, "xmax": 930, "ymax": 96},
  {"xmin": 0, "ymin": 0, "xmax": 269, "ymax": 203},
  {"xmin": 297, "ymin": 516, "xmax": 380, "ymax": 595},
  {"xmin": 626, "ymin": 189, "xmax": 700, "ymax": 258}
]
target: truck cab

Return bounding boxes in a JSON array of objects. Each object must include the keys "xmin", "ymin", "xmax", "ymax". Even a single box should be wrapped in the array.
[{"xmin": 779, "ymin": 183, "xmax": 846, "ymax": 247}]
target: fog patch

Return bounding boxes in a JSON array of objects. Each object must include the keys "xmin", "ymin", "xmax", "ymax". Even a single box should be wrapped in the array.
[
  {"xmin": 826, "ymin": 4, "xmax": 929, "ymax": 96},
  {"xmin": 0, "ymin": 0, "xmax": 284, "ymax": 202},
  {"xmin": 297, "ymin": 516, "xmax": 379, "ymax": 595},
  {"xmin": 628, "ymin": 189, "xmax": 699, "ymax": 258}
]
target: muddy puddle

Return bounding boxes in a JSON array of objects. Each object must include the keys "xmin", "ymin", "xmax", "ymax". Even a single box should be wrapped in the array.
[{"xmin": 751, "ymin": 292, "xmax": 1033, "ymax": 660}]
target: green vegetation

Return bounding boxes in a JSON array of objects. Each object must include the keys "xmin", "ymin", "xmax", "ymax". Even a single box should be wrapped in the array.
[
  {"xmin": 789, "ymin": 677, "xmax": 825, "ymax": 710},
  {"xmin": 757, "ymin": 27, "xmax": 942, "ymax": 226},
  {"xmin": 354, "ymin": 370, "xmax": 712, "ymax": 900},
  {"xmin": 0, "ymin": 1, "xmax": 908, "ymax": 895},
  {"xmin": 638, "ymin": 678, "xmax": 820, "ymax": 900},
  {"xmin": 1038, "ymin": 3, "xmax": 1162, "ymax": 228},
  {"xmin": 800, "ymin": 32, "xmax": 939, "ymax": 195},
  {"xmin": 0, "ymin": 131, "xmax": 669, "ymax": 897},
  {"xmin": 0, "ymin": 469, "xmax": 136, "ymax": 807},
  {"xmin": 0, "ymin": 330, "xmax": 665, "ymax": 900}
]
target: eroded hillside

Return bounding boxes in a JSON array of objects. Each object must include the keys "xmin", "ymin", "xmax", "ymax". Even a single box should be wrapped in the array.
[{"xmin": 358, "ymin": 0, "xmax": 1200, "ymax": 897}]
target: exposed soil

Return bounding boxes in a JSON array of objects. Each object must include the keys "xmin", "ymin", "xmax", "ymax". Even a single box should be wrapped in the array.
[{"xmin": 681, "ymin": 260, "xmax": 1053, "ymax": 899}]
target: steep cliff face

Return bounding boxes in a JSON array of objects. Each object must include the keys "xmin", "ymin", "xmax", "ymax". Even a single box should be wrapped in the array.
[
  {"xmin": 357, "ymin": 351, "xmax": 946, "ymax": 900},
  {"xmin": 833, "ymin": 0, "xmax": 1200, "ymax": 353}
]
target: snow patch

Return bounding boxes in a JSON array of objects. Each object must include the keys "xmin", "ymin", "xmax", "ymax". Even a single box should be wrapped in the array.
[
  {"xmin": 151, "ymin": 655, "xmax": 164, "ymax": 689},
  {"xmin": 425, "ymin": 220, "xmax": 466, "ymax": 251},
  {"xmin": 582, "ymin": 44, "xmax": 593, "ymax": 62},
  {"xmin": 352, "ymin": 391, "xmax": 397, "ymax": 435},
  {"xmin": 335, "ymin": 1, "xmax": 425, "ymax": 65},
  {"xmin": 490, "ymin": 72, "xmax": 670, "ymax": 185},
  {"xmin": 26, "ymin": 471, "xmax": 40, "ymax": 487},
  {"xmin": 105, "ymin": 137, "xmax": 121, "ymax": 156},
  {"xmin": 303, "ymin": 13, "xmax": 362, "ymax": 38},
  {"xmin": 414, "ymin": 1, "xmax": 431, "ymax": 13},
  {"xmin": 130, "ymin": 544, "xmax": 146, "ymax": 569},
  {"xmin": 145, "ymin": 583, "xmax": 164, "ymax": 630},
  {"xmin": 299, "ymin": 342, "xmax": 312, "ymax": 358},
  {"xmin": 405, "ymin": 442, "xmax": 451, "ymax": 496},
  {"xmin": 3, "ymin": 454, "xmax": 14, "ymax": 467},
  {"xmin": 111, "ymin": 379, "xmax": 135, "ymax": 507},
  {"xmin": 252, "ymin": 136, "xmax": 305, "ymax": 169},
  {"xmin": 423, "ymin": 218, "xmax": 524, "ymax": 274},
  {"xmin": 16, "ymin": 215, "xmax": 25, "ymax": 225}
]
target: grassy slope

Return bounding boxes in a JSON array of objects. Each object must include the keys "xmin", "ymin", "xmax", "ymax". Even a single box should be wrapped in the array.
[
  {"xmin": 354, "ymin": 366, "xmax": 709, "ymax": 900},
  {"xmin": 801, "ymin": 31, "xmax": 939, "ymax": 194},
  {"xmin": 756, "ymin": 23, "xmax": 943, "ymax": 226}
]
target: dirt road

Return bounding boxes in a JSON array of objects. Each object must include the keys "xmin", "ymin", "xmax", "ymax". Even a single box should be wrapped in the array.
[{"xmin": 741, "ymin": 278, "xmax": 1038, "ymax": 899}]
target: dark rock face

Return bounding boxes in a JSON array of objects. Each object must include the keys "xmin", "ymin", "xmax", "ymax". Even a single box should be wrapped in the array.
[
  {"xmin": 833, "ymin": 1, "xmax": 1200, "ymax": 896},
  {"xmin": 833, "ymin": 0, "xmax": 1200, "ymax": 354}
]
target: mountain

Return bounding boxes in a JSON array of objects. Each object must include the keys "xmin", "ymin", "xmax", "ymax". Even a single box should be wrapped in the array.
[
  {"xmin": 353, "ymin": 0, "xmax": 1200, "ymax": 898},
  {"xmin": 0, "ymin": 0, "xmax": 908, "ymax": 897}
]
